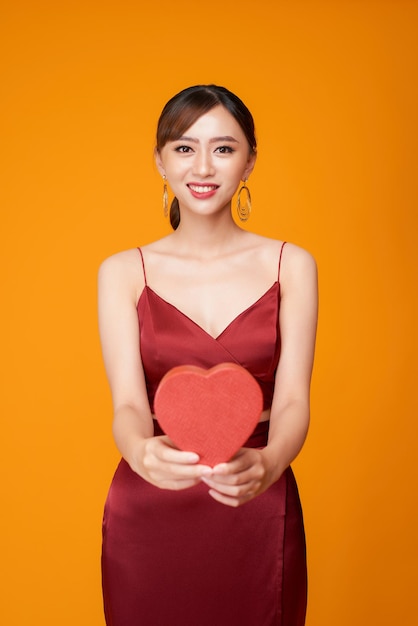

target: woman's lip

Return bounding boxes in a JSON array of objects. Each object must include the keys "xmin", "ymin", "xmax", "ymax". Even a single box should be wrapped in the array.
[
  {"xmin": 187, "ymin": 183, "xmax": 219, "ymax": 193},
  {"xmin": 187, "ymin": 183, "xmax": 219, "ymax": 199}
]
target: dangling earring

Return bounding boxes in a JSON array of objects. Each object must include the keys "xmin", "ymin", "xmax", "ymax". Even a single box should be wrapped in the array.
[
  {"xmin": 237, "ymin": 179, "xmax": 252, "ymax": 222},
  {"xmin": 162, "ymin": 175, "xmax": 168, "ymax": 218}
]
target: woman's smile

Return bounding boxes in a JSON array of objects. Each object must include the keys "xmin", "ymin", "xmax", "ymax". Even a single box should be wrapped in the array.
[{"xmin": 187, "ymin": 183, "xmax": 220, "ymax": 199}]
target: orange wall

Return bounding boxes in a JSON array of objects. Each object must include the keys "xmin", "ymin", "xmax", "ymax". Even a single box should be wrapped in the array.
[{"xmin": 1, "ymin": 1, "xmax": 417, "ymax": 624}]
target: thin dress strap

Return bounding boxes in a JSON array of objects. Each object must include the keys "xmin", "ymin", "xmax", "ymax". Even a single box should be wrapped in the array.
[
  {"xmin": 137, "ymin": 247, "xmax": 148, "ymax": 285},
  {"xmin": 278, "ymin": 241, "xmax": 287, "ymax": 283}
]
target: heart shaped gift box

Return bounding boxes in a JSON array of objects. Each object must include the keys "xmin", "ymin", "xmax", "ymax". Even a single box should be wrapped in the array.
[{"xmin": 154, "ymin": 362, "xmax": 263, "ymax": 467}]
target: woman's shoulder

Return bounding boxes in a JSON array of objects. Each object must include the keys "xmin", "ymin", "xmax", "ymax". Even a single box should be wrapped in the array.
[
  {"xmin": 281, "ymin": 240, "xmax": 316, "ymax": 268},
  {"xmin": 277, "ymin": 241, "xmax": 317, "ymax": 292},
  {"xmin": 99, "ymin": 247, "xmax": 142, "ymax": 275},
  {"xmin": 250, "ymin": 233, "xmax": 316, "ymax": 268},
  {"xmin": 98, "ymin": 247, "xmax": 145, "ymax": 300}
]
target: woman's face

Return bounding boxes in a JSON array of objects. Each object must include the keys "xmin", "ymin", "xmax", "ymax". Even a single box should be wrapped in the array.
[{"xmin": 156, "ymin": 105, "xmax": 256, "ymax": 218}]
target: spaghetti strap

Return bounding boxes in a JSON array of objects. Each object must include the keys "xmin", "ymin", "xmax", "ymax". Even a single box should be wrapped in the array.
[
  {"xmin": 137, "ymin": 247, "xmax": 147, "ymax": 285},
  {"xmin": 278, "ymin": 241, "xmax": 287, "ymax": 282}
]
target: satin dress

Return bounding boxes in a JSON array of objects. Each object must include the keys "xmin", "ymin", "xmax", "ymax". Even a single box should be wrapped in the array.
[{"xmin": 101, "ymin": 243, "xmax": 307, "ymax": 626}]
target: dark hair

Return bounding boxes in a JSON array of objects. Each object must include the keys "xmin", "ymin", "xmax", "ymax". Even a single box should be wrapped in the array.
[{"xmin": 156, "ymin": 84, "xmax": 257, "ymax": 229}]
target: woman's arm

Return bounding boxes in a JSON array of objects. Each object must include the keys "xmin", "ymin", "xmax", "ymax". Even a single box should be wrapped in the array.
[
  {"xmin": 263, "ymin": 244, "xmax": 318, "ymax": 476},
  {"xmin": 202, "ymin": 244, "xmax": 318, "ymax": 506},
  {"xmin": 98, "ymin": 251, "xmax": 211, "ymax": 489}
]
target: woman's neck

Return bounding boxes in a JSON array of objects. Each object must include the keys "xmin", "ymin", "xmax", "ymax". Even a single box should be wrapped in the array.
[{"xmin": 170, "ymin": 213, "xmax": 247, "ymax": 259}]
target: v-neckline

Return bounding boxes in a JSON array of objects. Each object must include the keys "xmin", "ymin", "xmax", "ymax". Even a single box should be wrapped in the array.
[{"xmin": 139, "ymin": 282, "xmax": 279, "ymax": 341}]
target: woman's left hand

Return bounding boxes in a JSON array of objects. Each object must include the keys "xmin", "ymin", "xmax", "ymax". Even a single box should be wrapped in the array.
[{"xmin": 201, "ymin": 447, "xmax": 275, "ymax": 507}]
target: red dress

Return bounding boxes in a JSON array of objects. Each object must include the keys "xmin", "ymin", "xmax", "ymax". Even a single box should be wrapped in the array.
[{"xmin": 101, "ymin": 244, "xmax": 307, "ymax": 625}]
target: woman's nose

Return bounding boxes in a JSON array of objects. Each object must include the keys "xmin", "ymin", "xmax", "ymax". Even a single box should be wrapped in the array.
[{"xmin": 192, "ymin": 150, "xmax": 215, "ymax": 177}]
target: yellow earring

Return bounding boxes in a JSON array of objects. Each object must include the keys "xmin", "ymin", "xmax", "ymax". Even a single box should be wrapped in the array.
[
  {"xmin": 237, "ymin": 179, "xmax": 252, "ymax": 222},
  {"xmin": 162, "ymin": 175, "xmax": 168, "ymax": 218}
]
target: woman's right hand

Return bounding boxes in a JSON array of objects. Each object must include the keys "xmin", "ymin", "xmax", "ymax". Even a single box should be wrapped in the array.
[{"xmin": 133, "ymin": 435, "xmax": 213, "ymax": 490}]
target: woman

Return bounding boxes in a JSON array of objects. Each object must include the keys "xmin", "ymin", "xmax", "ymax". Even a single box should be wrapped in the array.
[{"xmin": 98, "ymin": 84, "xmax": 317, "ymax": 625}]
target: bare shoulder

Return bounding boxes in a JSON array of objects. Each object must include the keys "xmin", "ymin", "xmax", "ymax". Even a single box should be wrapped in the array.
[
  {"xmin": 249, "ymin": 234, "xmax": 316, "ymax": 269},
  {"xmin": 280, "ymin": 242, "xmax": 318, "ymax": 295},
  {"xmin": 281, "ymin": 241, "xmax": 317, "ymax": 272},
  {"xmin": 98, "ymin": 248, "xmax": 144, "ymax": 302}
]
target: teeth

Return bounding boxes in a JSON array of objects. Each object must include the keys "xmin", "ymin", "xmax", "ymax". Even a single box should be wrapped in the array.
[{"xmin": 189, "ymin": 185, "xmax": 217, "ymax": 193}]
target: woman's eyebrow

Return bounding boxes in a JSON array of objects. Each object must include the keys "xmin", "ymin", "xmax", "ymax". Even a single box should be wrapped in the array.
[
  {"xmin": 176, "ymin": 135, "xmax": 239, "ymax": 144},
  {"xmin": 210, "ymin": 136, "xmax": 239, "ymax": 143}
]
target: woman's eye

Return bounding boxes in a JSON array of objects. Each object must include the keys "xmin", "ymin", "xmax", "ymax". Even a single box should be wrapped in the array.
[
  {"xmin": 215, "ymin": 146, "xmax": 234, "ymax": 154},
  {"xmin": 174, "ymin": 145, "xmax": 192, "ymax": 153}
]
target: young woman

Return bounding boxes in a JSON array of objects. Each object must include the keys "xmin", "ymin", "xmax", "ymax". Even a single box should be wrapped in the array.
[{"xmin": 98, "ymin": 84, "xmax": 318, "ymax": 625}]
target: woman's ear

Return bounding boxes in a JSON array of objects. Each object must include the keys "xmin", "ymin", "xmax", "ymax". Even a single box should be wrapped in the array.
[
  {"xmin": 243, "ymin": 151, "xmax": 257, "ymax": 181},
  {"xmin": 154, "ymin": 147, "xmax": 165, "ymax": 177}
]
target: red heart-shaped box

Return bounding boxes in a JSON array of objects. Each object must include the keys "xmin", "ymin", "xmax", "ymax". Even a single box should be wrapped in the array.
[{"xmin": 154, "ymin": 363, "xmax": 263, "ymax": 467}]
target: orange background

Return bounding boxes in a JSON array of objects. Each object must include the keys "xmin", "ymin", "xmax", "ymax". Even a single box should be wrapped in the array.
[{"xmin": 1, "ymin": 1, "xmax": 417, "ymax": 624}]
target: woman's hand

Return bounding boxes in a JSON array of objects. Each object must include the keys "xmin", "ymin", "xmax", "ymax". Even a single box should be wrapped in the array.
[
  {"xmin": 134, "ymin": 435, "xmax": 213, "ymax": 491},
  {"xmin": 201, "ymin": 447, "xmax": 276, "ymax": 507}
]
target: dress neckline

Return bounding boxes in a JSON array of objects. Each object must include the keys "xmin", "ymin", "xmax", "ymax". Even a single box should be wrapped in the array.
[{"xmin": 137, "ymin": 282, "xmax": 280, "ymax": 341}]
